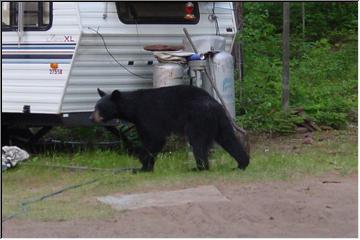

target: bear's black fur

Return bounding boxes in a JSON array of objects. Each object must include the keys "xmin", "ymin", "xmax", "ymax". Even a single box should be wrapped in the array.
[{"xmin": 90, "ymin": 85, "xmax": 249, "ymax": 172}]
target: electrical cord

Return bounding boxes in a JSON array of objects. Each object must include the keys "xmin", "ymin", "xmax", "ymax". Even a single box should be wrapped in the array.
[{"xmin": 87, "ymin": 27, "xmax": 148, "ymax": 79}]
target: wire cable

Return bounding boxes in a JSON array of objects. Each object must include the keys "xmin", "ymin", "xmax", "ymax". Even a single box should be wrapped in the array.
[{"xmin": 87, "ymin": 27, "xmax": 148, "ymax": 79}]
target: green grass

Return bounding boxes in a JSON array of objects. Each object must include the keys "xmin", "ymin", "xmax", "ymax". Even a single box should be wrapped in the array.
[{"xmin": 2, "ymin": 129, "xmax": 357, "ymax": 221}]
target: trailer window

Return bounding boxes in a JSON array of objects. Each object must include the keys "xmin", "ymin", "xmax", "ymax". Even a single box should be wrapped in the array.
[
  {"xmin": 1, "ymin": 2, "xmax": 52, "ymax": 31},
  {"xmin": 116, "ymin": 2, "xmax": 200, "ymax": 24}
]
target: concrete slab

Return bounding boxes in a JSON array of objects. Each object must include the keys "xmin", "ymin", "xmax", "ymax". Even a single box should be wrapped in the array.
[{"xmin": 98, "ymin": 185, "xmax": 229, "ymax": 210}]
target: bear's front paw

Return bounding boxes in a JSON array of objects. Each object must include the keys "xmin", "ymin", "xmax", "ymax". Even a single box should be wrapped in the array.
[
  {"xmin": 131, "ymin": 168, "xmax": 143, "ymax": 174},
  {"xmin": 237, "ymin": 165, "xmax": 247, "ymax": 170}
]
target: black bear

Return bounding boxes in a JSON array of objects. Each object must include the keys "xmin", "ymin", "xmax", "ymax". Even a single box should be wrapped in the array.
[{"xmin": 90, "ymin": 85, "xmax": 249, "ymax": 172}]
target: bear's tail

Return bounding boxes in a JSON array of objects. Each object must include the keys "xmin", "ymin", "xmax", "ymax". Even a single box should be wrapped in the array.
[{"xmin": 215, "ymin": 110, "xmax": 249, "ymax": 170}]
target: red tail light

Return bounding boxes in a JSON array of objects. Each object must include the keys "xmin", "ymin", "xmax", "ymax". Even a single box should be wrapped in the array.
[
  {"xmin": 185, "ymin": 2, "xmax": 194, "ymax": 14},
  {"xmin": 184, "ymin": 2, "xmax": 195, "ymax": 20}
]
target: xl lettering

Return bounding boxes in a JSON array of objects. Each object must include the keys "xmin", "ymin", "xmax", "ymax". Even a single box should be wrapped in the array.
[{"xmin": 64, "ymin": 35, "xmax": 74, "ymax": 42}]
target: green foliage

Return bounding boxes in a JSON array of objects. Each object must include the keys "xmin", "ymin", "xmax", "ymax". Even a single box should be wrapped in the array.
[
  {"xmin": 291, "ymin": 39, "xmax": 357, "ymax": 129},
  {"xmin": 245, "ymin": 2, "xmax": 357, "ymax": 42},
  {"xmin": 236, "ymin": 3, "xmax": 357, "ymax": 133},
  {"xmin": 47, "ymin": 126, "xmax": 115, "ymax": 142}
]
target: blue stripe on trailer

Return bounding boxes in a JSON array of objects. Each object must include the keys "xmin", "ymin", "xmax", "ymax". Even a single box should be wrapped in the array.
[
  {"xmin": 2, "ymin": 43, "xmax": 77, "ymax": 50},
  {"xmin": 2, "ymin": 54, "xmax": 73, "ymax": 59},
  {"xmin": 3, "ymin": 43, "xmax": 76, "ymax": 45},
  {"xmin": 2, "ymin": 46, "xmax": 76, "ymax": 50},
  {"xmin": 2, "ymin": 59, "xmax": 72, "ymax": 64}
]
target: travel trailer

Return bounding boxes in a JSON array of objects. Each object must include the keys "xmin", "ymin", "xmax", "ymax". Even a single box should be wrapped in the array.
[{"xmin": 1, "ymin": 2, "xmax": 237, "ymax": 144}]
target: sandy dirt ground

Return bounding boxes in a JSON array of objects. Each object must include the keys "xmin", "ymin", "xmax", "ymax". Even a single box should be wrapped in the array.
[{"xmin": 2, "ymin": 173, "xmax": 357, "ymax": 238}]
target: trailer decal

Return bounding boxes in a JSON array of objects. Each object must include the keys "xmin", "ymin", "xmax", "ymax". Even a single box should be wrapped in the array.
[
  {"xmin": 3, "ymin": 55, "xmax": 73, "ymax": 59},
  {"xmin": 2, "ymin": 43, "xmax": 75, "ymax": 64},
  {"xmin": 64, "ymin": 36, "xmax": 75, "ymax": 42},
  {"xmin": 49, "ymin": 68, "xmax": 63, "ymax": 75}
]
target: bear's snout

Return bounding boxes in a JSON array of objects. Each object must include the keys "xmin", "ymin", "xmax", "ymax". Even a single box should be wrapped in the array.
[{"xmin": 89, "ymin": 111, "xmax": 103, "ymax": 123}]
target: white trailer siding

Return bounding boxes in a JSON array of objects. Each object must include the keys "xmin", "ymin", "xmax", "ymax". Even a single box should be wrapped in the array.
[
  {"xmin": 60, "ymin": 2, "xmax": 236, "ymax": 113},
  {"xmin": 1, "ymin": 2, "xmax": 80, "ymax": 114},
  {"xmin": 2, "ymin": 2, "xmax": 236, "ymax": 115}
]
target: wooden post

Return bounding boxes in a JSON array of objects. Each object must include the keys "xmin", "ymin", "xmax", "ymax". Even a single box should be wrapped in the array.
[{"xmin": 282, "ymin": 2, "xmax": 290, "ymax": 111}]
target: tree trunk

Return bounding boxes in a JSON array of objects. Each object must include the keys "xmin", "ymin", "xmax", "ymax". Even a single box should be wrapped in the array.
[
  {"xmin": 282, "ymin": 2, "xmax": 290, "ymax": 111},
  {"xmin": 233, "ymin": 1, "xmax": 244, "ymax": 80},
  {"xmin": 281, "ymin": 2, "xmax": 290, "ymax": 111},
  {"xmin": 302, "ymin": 2, "xmax": 305, "ymax": 40}
]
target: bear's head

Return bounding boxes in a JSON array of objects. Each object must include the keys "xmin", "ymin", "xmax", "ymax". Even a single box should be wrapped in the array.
[{"xmin": 89, "ymin": 88, "xmax": 121, "ymax": 123}]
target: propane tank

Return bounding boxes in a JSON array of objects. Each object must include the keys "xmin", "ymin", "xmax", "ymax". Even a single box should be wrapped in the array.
[
  {"xmin": 210, "ymin": 51, "xmax": 236, "ymax": 118},
  {"xmin": 153, "ymin": 63, "xmax": 186, "ymax": 88}
]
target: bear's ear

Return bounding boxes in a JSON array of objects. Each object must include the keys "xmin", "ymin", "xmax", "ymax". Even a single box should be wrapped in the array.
[
  {"xmin": 97, "ymin": 88, "xmax": 107, "ymax": 97},
  {"xmin": 110, "ymin": 90, "xmax": 121, "ymax": 102}
]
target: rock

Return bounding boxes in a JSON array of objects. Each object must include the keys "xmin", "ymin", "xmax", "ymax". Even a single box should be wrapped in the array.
[
  {"xmin": 303, "ymin": 137, "xmax": 313, "ymax": 145},
  {"xmin": 320, "ymin": 125, "xmax": 333, "ymax": 131},
  {"xmin": 98, "ymin": 185, "xmax": 229, "ymax": 210},
  {"xmin": 296, "ymin": 127, "xmax": 308, "ymax": 134}
]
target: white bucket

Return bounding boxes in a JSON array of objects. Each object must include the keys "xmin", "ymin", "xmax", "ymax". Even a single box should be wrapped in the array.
[{"xmin": 153, "ymin": 63, "xmax": 186, "ymax": 88}]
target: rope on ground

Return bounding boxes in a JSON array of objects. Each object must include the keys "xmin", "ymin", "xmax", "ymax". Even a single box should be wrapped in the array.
[
  {"xmin": 2, "ymin": 178, "xmax": 99, "ymax": 223},
  {"xmin": 21, "ymin": 162, "xmax": 137, "ymax": 174}
]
